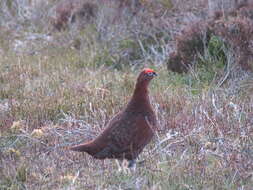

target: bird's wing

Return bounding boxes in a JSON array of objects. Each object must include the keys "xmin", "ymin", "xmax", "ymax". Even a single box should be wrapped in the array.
[
  {"xmin": 110, "ymin": 113, "xmax": 154, "ymax": 151},
  {"xmin": 91, "ymin": 112, "xmax": 155, "ymax": 159}
]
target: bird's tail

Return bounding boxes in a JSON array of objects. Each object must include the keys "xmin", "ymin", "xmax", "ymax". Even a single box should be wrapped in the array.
[{"xmin": 69, "ymin": 143, "xmax": 91, "ymax": 153}]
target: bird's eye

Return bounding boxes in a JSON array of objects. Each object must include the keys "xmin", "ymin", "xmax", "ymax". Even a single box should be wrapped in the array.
[{"xmin": 146, "ymin": 72, "xmax": 156, "ymax": 77}]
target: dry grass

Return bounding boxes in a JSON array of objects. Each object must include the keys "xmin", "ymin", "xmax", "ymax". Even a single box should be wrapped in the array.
[{"xmin": 0, "ymin": 46, "xmax": 252, "ymax": 189}]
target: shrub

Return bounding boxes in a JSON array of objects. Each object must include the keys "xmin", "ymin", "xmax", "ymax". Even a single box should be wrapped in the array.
[
  {"xmin": 50, "ymin": 0, "xmax": 98, "ymax": 31},
  {"xmin": 167, "ymin": 21, "xmax": 210, "ymax": 73},
  {"xmin": 167, "ymin": 4, "xmax": 253, "ymax": 73},
  {"xmin": 211, "ymin": 17, "xmax": 253, "ymax": 70}
]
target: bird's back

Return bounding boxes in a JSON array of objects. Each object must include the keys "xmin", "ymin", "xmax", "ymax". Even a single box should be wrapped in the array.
[{"xmin": 71, "ymin": 106, "xmax": 156, "ymax": 160}]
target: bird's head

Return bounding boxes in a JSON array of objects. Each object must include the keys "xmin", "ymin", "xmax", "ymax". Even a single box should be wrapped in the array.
[{"xmin": 137, "ymin": 68, "xmax": 157, "ymax": 84}]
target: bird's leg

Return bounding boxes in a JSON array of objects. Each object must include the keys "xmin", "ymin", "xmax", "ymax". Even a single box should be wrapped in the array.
[
  {"xmin": 119, "ymin": 159, "xmax": 135, "ymax": 172},
  {"xmin": 122, "ymin": 159, "xmax": 131, "ymax": 174},
  {"xmin": 116, "ymin": 159, "xmax": 132, "ymax": 174},
  {"xmin": 102, "ymin": 159, "xmax": 106, "ymax": 170},
  {"xmin": 128, "ymin": 159, "xmax": 136, "ymax": 168},
  {"xmin": 115, "ymin": 159, "xmax": 122, "ymax": 172}
]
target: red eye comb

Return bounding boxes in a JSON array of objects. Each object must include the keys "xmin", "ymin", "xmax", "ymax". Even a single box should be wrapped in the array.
[{"xmin": 143, "ymin": 68, "xmax": 155, "ymax": 73}]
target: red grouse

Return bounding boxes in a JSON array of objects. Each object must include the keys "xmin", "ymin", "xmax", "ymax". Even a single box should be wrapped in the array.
[{"xmin": 70, "ymin": 68, "xmax": 157, "ymax": 166}]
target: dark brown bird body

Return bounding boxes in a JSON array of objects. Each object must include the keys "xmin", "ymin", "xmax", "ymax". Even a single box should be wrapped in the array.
[{"xmin": 70, "ymin": 68, "xmax": 157, "ymax": 163}]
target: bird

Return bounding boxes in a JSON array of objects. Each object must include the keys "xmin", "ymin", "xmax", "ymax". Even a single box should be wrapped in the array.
[{"xmin": 70, "ymin": 68, "xmax": 157, "ymax": 167}]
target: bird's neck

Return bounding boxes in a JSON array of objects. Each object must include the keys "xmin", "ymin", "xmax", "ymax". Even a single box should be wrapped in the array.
[{"xmin": 129, "ymin": 81, "xmax": 150, "ymax": 107}]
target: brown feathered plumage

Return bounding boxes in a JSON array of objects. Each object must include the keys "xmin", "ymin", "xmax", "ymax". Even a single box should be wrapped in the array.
[{"xmin": 70, "ymin": 68, "xmax": 157, "ymax": 166}]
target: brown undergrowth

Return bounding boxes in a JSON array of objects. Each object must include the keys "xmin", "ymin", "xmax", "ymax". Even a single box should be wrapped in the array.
[{"xmin": 0, "ymin": 53, "xmax": 252, "ymax": 189}]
